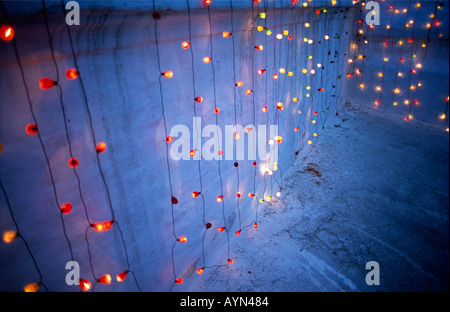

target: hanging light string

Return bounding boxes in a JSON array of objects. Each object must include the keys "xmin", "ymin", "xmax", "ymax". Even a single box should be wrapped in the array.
[
  {"xmin": 206, "ymin": 1, "xmax": 231, "ymax": 266},
  {"xmin": 0, "ymin": 180, "xmax": 49, "ymax": 292},
  {"xmin": 229, "ymin": 0, "xmax": 243, "ymax": 237},
  {"xmin": 184, "ymin": 0, "xmax": 211, "ymax": 278},
  {"xmin": 378, "ymin": 4, "xmax": 395, "ymax": 104},
  {"xmin": 250, "ymin": 0, "xmax": 260, "ymax": 229},
  {"xmin": 57, "ymin": 0, "xmax": 141, "ymax": 291},
  {"xmin": 151, "ymin": 0, "xmax": 186, "ymax": 289},
  {"xmin": 0, "ymin": 0, "xmax": 76, "ymax": 292}
]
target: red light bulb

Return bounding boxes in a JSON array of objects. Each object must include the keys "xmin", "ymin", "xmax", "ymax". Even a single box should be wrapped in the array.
[
  {"xmin": 171, "ymin": 196, "xmax": 179, "ymax": 205},
  {"xmin": 96, "ymin": 142, "xmax": 107, "ymax": 153},
  {"xmin": 116, "ymin": 270, "xmax": 129, "ymax": 282},
  {"xmin": 65, "ymin": 68, "xmax": 79, "ymax": 80},
  {"xmin": 68, "ymin": 157, "xmax": 79, "ymax": 168},
  {"xmin": 255, "ymin": 45, "xmax": 264, "ymax": 51},
  {"xmin": 218, "ymin": 226, "xmax": 225, "ymax": 232},
  {"xmin": 214, "ymin": 107, "xmax": 221, "ymax": 114},
  {"xmin": 235, "ymin": 230, "xmax": 241, "ymax": 236},
  {"xmin": 318, "ymin": 88, "xmax": 324, "ymax": 92},
  {"xmin": 248, "ymin": 193, "xmax": 255, "ymax": 198},
  {"xmin": 253, "ymin": 223, "xmax": 258, "ymax": 229},
  {"xmin": 98, "ymin": 274, "xmax": 112, "ymax": 285},
  {"xmin": 206, "ymin": 223, "xmax": 212, "ymax": 229},
  {"xmin": 203, "ymin": 0, "xmax": 212, "ymax": 6},
  {"xmin": 195, "ymin": 96, "xmax": 203, "ymax": 103},
  {"xmin": 178, "ymin": 236, "xmax": 187, "ymax": 243},
  {"xmin": 103, "ymin": 220, "xmax": 114, "ymax": 231},
  {"xmin": 25, "ymin": 124, "xmax": 38, "ymax": 135},
  {"xmin": 228, "ymin": 259, "xmax": 234, "ymax": 264},
  {"xmin": 175, "ymin": 278, "xmax": 184, "ymax": 284},
  {"xmin": 258, "ymin": 69, "xmax": 266, "ymax": 75},
  {"xmin": 0, "ymin": 25, "xmax": 15, "ymax": 41},
  {"xmin": 79, "ymin": 279, "xmax": 91, "ymax": 291},
  {"xmin": 294, "ymin": 127, "xmax": 299, "ymax": 132},
  {"xmin": 272, "ymin": 74, "xmax": 278, "ymax": 79},
  {"xmin": 252, "ymin": 162, "xmax": 257, "ymax": 167},
  {"xmin": 197, "ymin": 268, "xmax": 204, "ymax": 275},
  {"xmin": 60, "ymin": 203, "xmax": 73, "ymax": 214},
  {"xmin": 262, "ymin": 106, "xmax": 268, "ymax": 112},
  {"xmin": 236, "ymin": 192, "xmax": 242, "ymax": 198},
  {"xmin": 166, "ymin": 136, "xmax": 173, "ymax": 143},
  {"xmin": 39, "ymin": 78, "xmax": 56, "ymax": 90},
  {"xmin": 192, "ymin": 191, "xmax": 201, "ymax": 198},
  {"xmin": 189, "ymin": 149, "xmax": 197, "ymax": 157}
]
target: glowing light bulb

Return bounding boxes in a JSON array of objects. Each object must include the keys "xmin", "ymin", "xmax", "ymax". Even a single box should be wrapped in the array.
[
  {"xmin": 375, "ymin": 100, "xmax": 381, "ymax": 105},
  {"xmin": 79, "ymin": 279, "xmax": 91, "ymax": 291},
  {"xmin": 272, "ymin": 74, "xmax": 278, "ymax": 80},
  {"xmin": 65, "ymin": 68, "xmax": 79, "ymax": 80},
  {"xmin": 258, "ymin": 69, "xmax": 266, "ymax": 75},
  {"xmin": 0, "ymin": 25, "xmax": 14, "ymax": 41},
  {"xmin": 192, "ymin": 191, "xmax": 201, "ymax": 198},
  {"xmin": 276, "ymin": 34, "xmax": 283, "ymax": 39},
  {"xmin": 216, "ymin": 195, "xmax": 223, "ymax": 203},
  {"xmin": 248, "ymin": 193, "xmax": 255, "ymax": 198},
  {"xmin": 257, "ymin": 26, "xmax": 264, "ymax": 32},
  {"xmin": 175, "ymin": 278, "xmax": 184, "ymax": 285},
  {"xmin": 301, "ymin": 69, "xmax": 307, "ymax": 74},
  {"xmin": 218, "ymin": 226, "xmax": 225, "ymax": 232},
  {"xmin": 166, "ymin": 136, "xmax": 173, "ymax": 143},
  {"xmin": 206, "ymin": 222, "xmax": 212, "ymax": 229},
  {"xmin": 197, "ymin": 268, "xmax": 204, "ymax": 275},
  {"xmin": 203, "ymin": 0, "xmax": 211, "ymax": 5},
  {"xmin": 308, "ymin": 140, "xmax": 312, "ymax": 145},
  {"xmin": 25, "ymin": 124, "xmax": 38, "ymax": 135},
  {"xmin": 384, "ymin": 57, "xmax": 389, "ymax": 62},
  {"xmin": 259, "ymin": 12, "xmax": 266, "ymax": 19},
  {"xmin": 60, "ymin": 203, "xmax": 73, "ymax": 214},
  {"xmin": 96, "ymin": 142, "xmax": 107, "ymax": 153},
  {"xmin": 304, "ymin": 22, "xmax": 310, "ymax": 28},
  {"xmin": 178, "ymin": 236, "xmax": 187, "ymax": 243},
  {"xmin": 228, "ymin": 259, "xmax": 234, "ymax": 264},
  {"xmin": 214, "ymin": 107, "xmax": 220, "ymax": 114},
  {"xmin": 359, "ymin": 83, "xmax": 365, "ymax": 89},
  {"xmin": 253, "ymin": 223, "xmax": 258, "ymax": 229},
  {"xmin": 235, "ymin": 81, "xmax": 243, "ymax": 87},
  {"xmin": 68, "ymin": 157, "xmax": 79, "ymax": 168},
  {"xmin": 181, "ymin": 41, "xmax": 191, "ymax": 49},
  {"xmin": 279, "ymin": 68, "xmax": 285, "ymax": 74},
  {"xmin": 439, "ymin": 113, "xmax": 446, "ymax": 120},
  {"xmin": 203, "ymin": 56, "xmax": 212, "ymax": 64},
  {"xmin": 162, "ymin": 71, "xmax": 173, "ymax": 79},
  {"xmin": 3, "ymin": 231, "xmax": 18, "ymax": 243},
  {"xmin": 39, "ymin": 78, "xmax": 56, "ymax": 90},
  {"xmin": 255, "ymin": 45, "xmax": 264, "ymax": 51},
  {"xmin": 189, "ymin": 149, "xmax": 197, "ymax": 157},
  {"xmin": 308, "ymin": 39, "xmax": 313, "ymax": 44},
  {"xmin": 116, "ymin": 271, "xmax": 129, "ymax": 282},
  {"xmin": 223, "ymin": 31, "xmax": 232, "ymax": 38},
  {"xmin": 294, "ymin": 127, "xmax": 299, "ymax": 132},
  {"xmin": 98, "ymin": 274, "xmax": 112, "ymax": 285},
  {"xmin": 195, "ymin": 96, "xmax": 204, "ymax": 103},
  {"xmin": 245, "ymin": 89, "xmax": 253, "ymax": 95},
  {"xmin": 235, "ymin": 230, "xmax": 241, "ymax": 236},
  {"xmin": 394, "ymin": 88, "xmax": 400, "ymax": 94},
  {"xmin": 276, "ymin": 191, "xmax": 281, "ymax": 197},
  {"xmin": 24, "ymin": 283, "xmax": 41, "ymax": 292}
]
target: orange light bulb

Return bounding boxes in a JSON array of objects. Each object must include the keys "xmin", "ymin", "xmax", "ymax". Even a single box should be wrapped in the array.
[
  {"xmin": 65, "ymin": 68, "xmax": 79, "ymax": 80},
  {"xmin": 92, "ymin": 222, "xmax": 104, "ymax": 232},
  {"xmin": 218, "ymin": 226, "xmax": 225, "ymax": 232},
  {"xmin": 203, "ymin": 56, "xmax": 212, "ymax": 64},
  {"xmin": 223, "ymin": 31, "xmax": 232, "ymax": 38},
  {"xmin": 96, "ymin": 142, "xmax": 107, "ymax": 153},
  {"xmin": 116, "ymin": 271, "xmax": 129, "ymax": 282},
  {"xmin": 0, "ymin": 25, "xmax": 15, "ymax": 41},
  {"xmin": 197, "ymin": 268, "xmax": 204, "ymax": 275},
  {"xmin": 181, "ymin": 41, "xmax": 191, "ymax": 49},
  {"xmin": 98, "ymin": 274, "xmax": 112, "ymax": 285},
  {"xmin": 178, "ymin": 236, "xmax": 187, "ymax": 243},
  {"xmin": 24, "ymin": 282, "xmax": 41, "ymax": 293},
  {"xmin": 3, "ymin": 231, "xmax": 18, "ymax": 243},
  {"xmin": 162, "ymin": 71, "xmax": 173, "ymax": 79},
  {"xmin": 79, "ymin": 279, "xmax": 91, "ymax": 291}
]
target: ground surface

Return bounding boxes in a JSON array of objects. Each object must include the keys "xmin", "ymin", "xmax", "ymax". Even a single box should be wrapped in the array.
[{"xmin": 187, "ymin": 102, "xmax": 449, "ymax": 292}]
